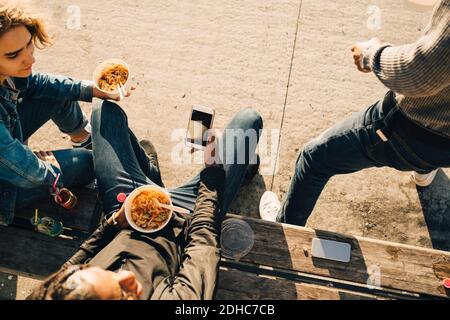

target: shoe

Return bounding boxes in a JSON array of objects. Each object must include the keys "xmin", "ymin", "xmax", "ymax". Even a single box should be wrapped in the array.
[
  {"xmin": 71, "ymin": 135, "xmax": 92, "ymax": 150},
  {"xmin": 411, "ymin": 169, "xmax": 439, "ymax": 187},
  {"xmin": 243, "ymin": 154, "xmax": 260, "ymax": 185},
  {"xmin": 71, "ymin": 124, "xmax": 92, "ymax": 150},
  {"xmin": 139, "ymin": 139, "xmax": 160, "ymax": 171},
  {"xmin": 259, "ymin": 191, "xmax": 281, "ymax": 222}
]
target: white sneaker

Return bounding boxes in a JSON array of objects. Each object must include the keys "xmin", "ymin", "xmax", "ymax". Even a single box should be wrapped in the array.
[
  {"xmin": 259, "ymin": 191, "xmax": 281, "ymax": 222},
  {"xmin": 411, "ymin": 169, "xmax": 439, "ymax": 187}
]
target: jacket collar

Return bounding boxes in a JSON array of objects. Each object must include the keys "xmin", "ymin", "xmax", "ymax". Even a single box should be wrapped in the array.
[
  {"xmin": 12, "ymin": 76, "xmax": 28, "ymax": 91},
  {"xmin": 0, "ymin": 77, "xmax": 27, "ymax": 102}
]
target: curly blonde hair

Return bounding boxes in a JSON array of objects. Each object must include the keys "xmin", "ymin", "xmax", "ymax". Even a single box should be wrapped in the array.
[
  {"xmin": 0, "ymin": 2, "xmax": 53, "ymax": 47},
  {"xmin": 0, "ymin": 2, "xmax": 52, "ymax": 83}
]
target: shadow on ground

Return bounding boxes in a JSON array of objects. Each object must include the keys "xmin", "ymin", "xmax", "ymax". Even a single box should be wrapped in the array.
[
  {"xmin": 417, "ymin": 169, "xmax": 450, "ymax": 251},
  {"xmin": 229, "ymin": 173, "xmax": 267, "ymax": 219}
]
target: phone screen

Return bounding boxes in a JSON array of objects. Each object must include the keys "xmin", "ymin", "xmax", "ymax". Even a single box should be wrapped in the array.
[{"xmin": 187, "ymin": 110, "xmax": 213, "ymax": 147}]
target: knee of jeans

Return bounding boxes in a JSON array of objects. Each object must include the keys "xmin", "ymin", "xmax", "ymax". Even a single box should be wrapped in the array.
[
  {"xmin": 53, "ymin": 100, "xmax": 79, "ymax": 116},
  {"xmin": 91, "ymin": 99, "xmax": 127, "ymax": 123},
  {"xmin": 297, "ymin": 139, "xmax": 325, "ymax": 167},
  {"xmin": 235, "ymin": 108, "xmax": 263, "ymax": 131}
]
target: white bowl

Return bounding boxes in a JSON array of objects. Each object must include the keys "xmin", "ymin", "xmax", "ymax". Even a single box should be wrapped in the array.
[
  {"xmin": 124, "ymin": 185, "xmax": 173, "ymax": 233},
  {"xmin": 92, "ymin": 58, "xmax": 131, "ymax": 100}
]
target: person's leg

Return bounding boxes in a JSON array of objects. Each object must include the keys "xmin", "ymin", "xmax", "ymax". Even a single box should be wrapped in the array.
[
  {"xmin": 277, "ymin": 100, "xmax": 386, "ymax": 226},
  {"xmin": 128, "ymin": 132, "xmax": 164, "ymax": 188},
  {"xmin": 17, "ymin": 97, "xmax": 89, "ymax": 142},
  {"xmin": 277, "ymin": 96, "xmax": 440, "ymax": 226},
  {"xmin": 16, "ymin": 148, "xmax": 94, "ymax": 208},
  {"xmin": 170, "ymin": 108, "xmax": 263, "ymax": 213},
  {"xmin": 90, "ymin": 100, "xmax": 162, "ymax": 215}
]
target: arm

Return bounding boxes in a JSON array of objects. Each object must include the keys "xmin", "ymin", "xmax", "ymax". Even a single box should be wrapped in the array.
[
  {"xmin": 22, "ymin": 72, "xmax": 94, "ymax": 102},
  {"xmin": 151, "ymin": 166, "xmax": 225, "ymax": 300},
  {"xmin": 360, "ymin": 29, "xmax": 450, "ymax": 97},
  {"xmin": 0, "ymin": 121, "xmax": 62, "ymax": 188},
  {"xmin": 64, "ymin": 217, "xmax": 121, "ymax": 266}
]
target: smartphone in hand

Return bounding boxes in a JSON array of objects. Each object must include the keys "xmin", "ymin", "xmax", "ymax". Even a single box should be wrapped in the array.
[{"xmin": 185, "ymin": 105, "xmax": 215, "ymax": 150}]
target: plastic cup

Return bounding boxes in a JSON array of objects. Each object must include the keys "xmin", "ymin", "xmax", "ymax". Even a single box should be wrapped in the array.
[
  {"xmin": 124, "ymin": 185, "xmax": 173, "ymax": 233},
  {"xmin": 220, "ymin": 218, "xmax": 255, "ymax": 260},
  {"xmin": 92, "ymin": 58, "xmax": 132, "ymax": 100}
]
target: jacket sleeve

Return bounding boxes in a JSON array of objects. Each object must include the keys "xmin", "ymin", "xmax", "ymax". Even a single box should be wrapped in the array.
[
  {"xmin": 364, "ymin": 27, "xmax": 450, "ymax": 98},
  {"xmin": 0, "ymin": 121, "xmax": 62, "ymax": 188},
  {"xmin": 64, "ymin": 217, "xmax": 121, "ymax": 267},
  {"xmin": 22, "ymin": 72, "xmax": 94, "ymax": 102},
  {"xmin": 151, "ymin": 166, "xmax": 225, "ymax": 300}
]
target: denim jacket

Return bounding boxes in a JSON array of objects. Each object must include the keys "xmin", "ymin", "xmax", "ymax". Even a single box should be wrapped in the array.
[{"xmin": 0, "ymin": 72, "xmax": 94, "ymax": 225}]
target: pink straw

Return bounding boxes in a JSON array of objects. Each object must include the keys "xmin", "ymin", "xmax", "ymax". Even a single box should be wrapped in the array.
[{"xmin": 53, "ymin": 174, "xmax": 61, "ymax": 192}]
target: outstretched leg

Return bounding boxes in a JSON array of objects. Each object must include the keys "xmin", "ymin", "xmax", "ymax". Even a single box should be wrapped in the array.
[{"xmin": 170, "ymin": 108, "xmax": 263, "ymax": 213}]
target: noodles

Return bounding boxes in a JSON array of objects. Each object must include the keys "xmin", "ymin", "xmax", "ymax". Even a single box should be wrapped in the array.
[
  {"xmin": 97, "ymin": 63, "xmax": 129, "ymax": 92},
  {"xmin": 130, "ymin": 190, "xmax": 171, "ymax": 231}
]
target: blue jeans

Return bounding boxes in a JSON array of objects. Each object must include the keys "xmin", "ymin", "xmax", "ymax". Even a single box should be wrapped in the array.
[
  {"xmin": 278, "ymin": 93, "xmax": 449, "ymax": 226},
  {"xmin": 15, "ymin": 97, "xmax": 94, "ymax": 208},
  {"xmin": 91, "ymin": 100, "xmax": 263, "ymax": 216}
]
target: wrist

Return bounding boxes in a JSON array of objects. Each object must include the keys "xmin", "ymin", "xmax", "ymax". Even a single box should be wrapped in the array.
[{"xmin": 80, "ymin": 80, "xmax": 95, "ymax": 102}]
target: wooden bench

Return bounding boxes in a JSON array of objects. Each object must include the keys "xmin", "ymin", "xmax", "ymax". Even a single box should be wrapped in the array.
[
  {"xmin": 0, "ymin": 187, "xmax": 102, "ymax": 278},
  {"xmin": 0, "ymin": 190, "xmax": 449, "ymax": 300},
  {"xmin": 217, "ymin": 215, "xmax": 450, "ymax": 300}
]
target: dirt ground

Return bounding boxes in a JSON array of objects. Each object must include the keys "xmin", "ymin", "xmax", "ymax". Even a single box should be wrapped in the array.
[{"xmin": 1, "ymin": 0, "xmax": 448, "ymax": 299}]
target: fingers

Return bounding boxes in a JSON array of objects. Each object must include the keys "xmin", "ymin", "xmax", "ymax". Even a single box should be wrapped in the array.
[
  {"xmin": 111, "ymin": 205, "xmax": 129, "ymax": 228},
  {"xmin": 34, "ymin": 151, "xmax": 54, "ymax": 160},
  {"xmin": 204, "ymin": 129, "xmax": 223, "ymax": 167},
  {"xmin": 114, "ymin": 85, "xmax": 137, "ymax": 101}
]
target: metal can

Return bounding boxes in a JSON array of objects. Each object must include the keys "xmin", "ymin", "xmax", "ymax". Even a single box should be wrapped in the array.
[{"xmin": 30, "ymin": 217, "xmax": 64, "ymax": 237}]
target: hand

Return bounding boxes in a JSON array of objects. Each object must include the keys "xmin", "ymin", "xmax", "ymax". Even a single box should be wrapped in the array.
[
  {"xmin": 351, "ymin": 37, "xmax": 382, "ymax": 73},
  {"xmin": 93, "ymin": 83, "xmax": 138, "ymax": 102},
  {"xmin": 107, "ymin": 204, "xmax": 130, "ymax": 229},
  {"xmin": 204, "ymin": 129, "xmax": 222, "ymax": 167},
  {"xmin": 34, "ymin": 151, "xmax": 61, "ymax": 171}
]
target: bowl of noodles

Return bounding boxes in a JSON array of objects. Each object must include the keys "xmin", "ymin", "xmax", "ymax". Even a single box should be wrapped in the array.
[
  {"xmin": 93, "ymin": 58, "xmax": 131, "ymax": 100},
  {"xmin": 124, "ymin": 185, "xmax": 173, "ymax": 233}
]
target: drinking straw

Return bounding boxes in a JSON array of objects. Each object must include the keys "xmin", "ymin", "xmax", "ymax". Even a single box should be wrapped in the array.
[
  {"xmin": 35, "ymin": 208, "xmax": 38, "ymax": 225},
  {"xmin": 53, "ymin": 174, "xmax": 61, "ymax": 192}
]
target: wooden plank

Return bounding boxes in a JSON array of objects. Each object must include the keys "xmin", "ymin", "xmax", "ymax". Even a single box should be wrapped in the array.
[
  {"xmin": 0, "ymin": 226, "xmax": 80, "ymax": 279},
  {"xmin": 223, "ymin": 215, "xmax": 450, "ymax": 298},
  {"xmin": 216, "ymin": 268, "xmax": 384, "ymax": 300},
  {"xmin": 15, "ymin": 188, "xmax": 101, "ymax": 233}
]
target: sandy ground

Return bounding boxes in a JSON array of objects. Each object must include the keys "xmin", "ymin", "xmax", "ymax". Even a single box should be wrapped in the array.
[{"xmin": 1, "ymin": 0, "xmax": 448, "ymax": 299}]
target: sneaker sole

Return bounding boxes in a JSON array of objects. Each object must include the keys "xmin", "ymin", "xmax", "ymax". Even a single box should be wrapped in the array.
[{"xmin": 411, "ymin": 170, "xmax": 438, "ymax": 187}]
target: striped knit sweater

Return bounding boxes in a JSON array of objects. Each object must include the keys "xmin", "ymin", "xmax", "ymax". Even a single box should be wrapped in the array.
[{"xmin": 365, "ymin": 0, "xmax": 450, "ymax": 137}]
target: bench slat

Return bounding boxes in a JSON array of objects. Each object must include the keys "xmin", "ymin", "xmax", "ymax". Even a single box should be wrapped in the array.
[
  {"xmin": 0, "ymin": 226, "xmax": 80, "ymax": 279},
  {"xmin": 224, "ymin": 215, "xmax": 450, "ymax": 298},
  {"xmin": 216, "ymin": 268, "xmax": 383, "ymax": 300},
  {"xmin": 14, "ymin": 188, "xmax": 101, "ymax": 234}
]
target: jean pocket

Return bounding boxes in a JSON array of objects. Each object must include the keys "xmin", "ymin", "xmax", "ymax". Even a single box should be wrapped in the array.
[
  {"xmin": 388, "ymin": 132, "xmax": 436, "ymax": 171},
  {"xmin": 367, "ymin": 130, "xmax": 435, "ymax": 172}
]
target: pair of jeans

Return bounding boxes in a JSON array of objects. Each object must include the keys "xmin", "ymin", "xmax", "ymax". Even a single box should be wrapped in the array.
[
  {"xmin": 15, "ymin": 97, "xmax": 93, "ymax": 208},
  {"xmin": 90, "ymin": 100, "xmax": 263, "ymax": 216},
  {"xmin": 278, "ymin": 93, "xmax": 449, "ymax": 227}
]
